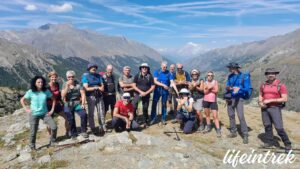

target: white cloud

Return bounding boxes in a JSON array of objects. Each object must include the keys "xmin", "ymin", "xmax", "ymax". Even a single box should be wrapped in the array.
[
  {"xmin": 24, "ymin": 4, "xmax": 37, "ymax": 11},
  {"xmin": 48, "ymin": 3, "xmax": 73, "ymax": 13}
]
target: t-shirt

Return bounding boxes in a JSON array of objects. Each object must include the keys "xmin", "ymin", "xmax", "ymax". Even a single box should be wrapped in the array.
[
  {"xmin": 133, "ymin": 73, "xmax": 154, "ymax": 92},
  {"xmin": 119, "ymin": 75, "xmax": 134, "ymax": 95},
  {"xmin": 62, "ymin": 80, "xmax": 83, "ymax": 101},
  {"xmin": 24, "ymin": 89, "xmax": 52, "ymax": 116},
  {"xmin": 114, "ymin": 100, "xmax": 134, "ymax": 118},
  {"xmin": 179, "ymin": 97, "xmax": 195, "ymax": 118},
  {"xmin": 260, "ymin": 79, "xmax": 287, "ymax": 107},
  {"xmin": 204, "ymin": 80, "xmax": 218, "ymax": 102},
  {"xmin": 190, "ymin": 79, "xmax": 204, "ymax": 100},
  {"xmin": 153, "ymin": 69, "xmax": 174, "ymax": 87}
]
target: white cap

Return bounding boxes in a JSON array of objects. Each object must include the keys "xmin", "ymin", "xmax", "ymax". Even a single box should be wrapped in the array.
[
  {"xmin": 122, "ymin": 92, "xmax": 131, "ymax": 98},
  {"xmin": 179, "ymin": 88, "xmax": 190, "ymax": 94}
]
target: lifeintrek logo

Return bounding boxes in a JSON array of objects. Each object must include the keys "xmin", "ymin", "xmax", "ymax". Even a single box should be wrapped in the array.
[{"xmin": 223, "ymin": 149, "xmax": 296, "ymax": 167}]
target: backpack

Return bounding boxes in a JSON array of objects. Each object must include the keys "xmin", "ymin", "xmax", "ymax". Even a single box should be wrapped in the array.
[
  {"xmin": 241, "ymin": 72, "xmax": 253, "ymax": 100},
  {"xmin": 261, "ymin": 82, "xmax": 285, "ymax": 107}
]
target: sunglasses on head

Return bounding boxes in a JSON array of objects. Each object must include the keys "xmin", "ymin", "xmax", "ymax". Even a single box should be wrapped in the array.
[{"xmin": 123, "ymin": 96, "xmax": 131, "ymax": 100}]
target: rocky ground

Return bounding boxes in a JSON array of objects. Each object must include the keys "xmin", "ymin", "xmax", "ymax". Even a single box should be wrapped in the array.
[{"xmin": 0, "ymin": 101, "xmax": 299, "ymax": 169}]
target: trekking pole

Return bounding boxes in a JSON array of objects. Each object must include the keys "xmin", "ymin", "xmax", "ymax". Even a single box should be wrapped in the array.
[{"xmin": 173, "ymin": 127, "xmax": 180, "ymax": 141}]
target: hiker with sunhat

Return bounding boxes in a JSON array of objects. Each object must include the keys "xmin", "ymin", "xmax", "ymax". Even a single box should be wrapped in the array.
[
  {"xmin": 132, "ymin": 63, "xmax": 155, "ymax": 127},
  {"xmin": 258, "ymin": 68, "xmax": 292, "ymax": 153},
  {"xmin": 176, "ymin": 88, "xmax": 196, "ymax": 134},
  {"xmin": 112, "ymin": 92, "xmax": 140, "ymax": 132},
  {"xmin": 188, "ymin": 69, "xmax": 205, "ymax": 131},
  {"xmin": 82, "ymin": 63, "xmax": 106, "ymax": 135},
  {"xmin": 225, "ymin": 62, "xmax": 249, "ymax": 144}
]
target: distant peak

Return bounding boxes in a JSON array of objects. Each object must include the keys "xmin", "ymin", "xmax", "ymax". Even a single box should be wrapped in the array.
[{"xmin": 38, "ymin": 23, "xmax": 73, "ymax": 30}]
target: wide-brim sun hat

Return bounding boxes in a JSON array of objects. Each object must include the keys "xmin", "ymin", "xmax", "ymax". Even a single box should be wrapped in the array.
[
  {"xmin": 179, "ymin": 88, "xmax": 190, "ymax": 95},
  {"xmin": 264, "ymin": 68, "xmax": 280, "ymax": 75},
  {"xmin": 190, "ymin": 69, "xmax": 200, "ymax": 75},
  {"xmin": 226, "ymin": 62, "xmax": 241, "ymax": 69},
  {"xmin": 139, "ymin": 63, "xmax": 150, "ymax": 70}
]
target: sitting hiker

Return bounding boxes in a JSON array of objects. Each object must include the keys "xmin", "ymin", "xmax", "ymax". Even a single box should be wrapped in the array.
[
  {"xmin": 112, "ymin": 93, "xmax": 140, "ymax": 132},
  {"xmin": 20, "ymin": 76, "xmax": 57, "ymax": 150},
  {"xmin": 258, "ymin": 68, "xmax": 292, "ymax": 153},
  {"xmin": 176, "ymin": 88, "xmax": 196, "ymax": 134},
  {"xmin": 61, "ymin": 70, "xmax": 88, "ymax": 139}
]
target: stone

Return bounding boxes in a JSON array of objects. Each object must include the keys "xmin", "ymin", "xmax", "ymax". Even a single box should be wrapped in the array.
[
  {"xmin": 131, "ymin": 132, "xmax": 153, "ymax": 146},
  {"xmin": 38, "ymin": 155, "xmax": 51, "ymax": 164},
  {"xmin": 116, "ymin": 132, "xmax": 132, "ymax": 145},
  {"xmin": 7, "ymin": 123, "xmax": 24, "ymax": 133},
  {"xmin": 18, "ymin": 152, "xmax": 31, "ymax": 163},
  {"xmin": 80, "ymin": 142, "xmax": 97, "ymax": 151},
  {"xmin": 138, "ymin": 159, "xmax": 154, "ymax": 169}
]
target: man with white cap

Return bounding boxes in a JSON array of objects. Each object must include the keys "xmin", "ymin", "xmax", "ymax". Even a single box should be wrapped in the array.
[
  {"xmin": 112, "ymin": 92, "xmax": 140, "ymax": 131},
  {"xmin": 132, "ymin": 63, "xmax": 155, "ymax": 127}
]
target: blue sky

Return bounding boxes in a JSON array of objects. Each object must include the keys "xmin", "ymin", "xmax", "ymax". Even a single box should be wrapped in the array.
[{"xmin": 1, "ymin": 0, "xmax": 300, "ymax": 57}]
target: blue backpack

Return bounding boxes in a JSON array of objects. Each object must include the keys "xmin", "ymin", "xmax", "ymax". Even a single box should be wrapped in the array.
[{"xmin": 241, "ymin": 72, "xmax": 253, "ymax": 100}]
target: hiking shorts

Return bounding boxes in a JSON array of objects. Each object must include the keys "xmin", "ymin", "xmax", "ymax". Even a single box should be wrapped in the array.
[
  {"xmin": 193, "ymin": 99, "xmax": 203, "ymax": 111},
  {"xmin": 203, "ymin": 101, "xmax": 218, "ymax": 110},
  {"xmin": 47, "ymin": 103, "xmax": 63, "ymax": 116}
]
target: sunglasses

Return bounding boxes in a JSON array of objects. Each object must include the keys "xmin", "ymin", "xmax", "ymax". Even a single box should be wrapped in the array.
[
  {"xmin": 67, "ymin": 76, "xmax": 75, "ymax": 79},
  {"xmin": 207, "ymin": 74, "xmax": 213, "ymax": 77},
  {"xmin": 123, "ymin": 97, "xmax": 131, "ymax": 100},
  {"xmin": 191, "ymin": 74, "xmax": 198, "ymax": 76},
  {"xmin": 141, "ymin": 67, "xmax": 148, "ymax": 69},
  {"xmin": 266, "ymin": 72, "xmax": 276, "ymax": 75},
  {"xmin": 177, "ymin": 68, "xmax": 183, "ymax": 69}
]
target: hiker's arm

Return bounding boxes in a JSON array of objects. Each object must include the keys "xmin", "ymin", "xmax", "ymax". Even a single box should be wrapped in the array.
[
  {"xmin": 211, "ymin": 81, "xmax": 218, "ymax": 93},
  {"xmin": 99, "ymin": 83, "xmax": 104, "ymax": 92},
  {"xmin": 128, "ymin": 112, "xmax": 134, "ymax": 121},
  {"xmin": 170, "ymin": 80, "xmax": 179, "ymax": 95},
  {"xmin": 145, "ymin": 85, "xmax": 155, "ymax": 95},
  {"xmin": 83, "ymin": 83, "xmax": 98, "ymax": 91},
  {"xmin": 20, "ymin": 96, "xmax": 31, "ymax": 113},
  {"xmin": 80, "ymin": 89, "xmax": 86, "ymax": 106},
  {"xmin": 61, "ymin": 83, "xmax": 69, "ymax": 99},
  {"xmin": 203, "ymin": 84, "xmax": 210, "ymax": 94},
  {"xmin": 263, "ymin": 94, "xmax": 288, "ymax": 104},
  {"xmin": 187, "ymin": 101, "xmax": 194, "ymax": 112},
  {"xmin": 113, "ymin": 107, "xmax": 128, "ymax": 121},
  {"xmin": 132, "ymin": 83, "xmax": 144, "ymax": 94},
  {"xmin": 258, "ymin": 91, "xmax": 266, "ymax": 108},
  {"xmin": 196, "ymin": 80, "xmax": 204, "ymax": 92},
  {"xmin": 47, "ymin": 96, "xmax": 55, "ymax": 116},
  {"xmin": 154, "ymin": 77, "xmax": 166, "ymax": 87},
  {"xmin": 119, "ymin": 80, "xmax": 133, "ymax": 88}
]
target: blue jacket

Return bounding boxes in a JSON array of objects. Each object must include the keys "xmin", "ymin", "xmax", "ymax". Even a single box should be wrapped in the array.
[{"xmin": 226, "ymin": 73, "xmax": 247, "ymax": 98}]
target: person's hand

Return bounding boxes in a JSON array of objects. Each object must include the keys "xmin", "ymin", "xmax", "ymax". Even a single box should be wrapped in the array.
[
  {"xmin": 125, "ymin": 118, "xmax": 131, "ymax": 129},
  {"xmin": 263, "ymin": 99, "xmax": 272, "ymax": 105},
  {"xmin": 47, "ymin": 111, "xmax": 53, "ymax": 116},
  {"xmin": 258, "ymin": 101, "xmax": 266, "ymax": 108},
  {"xmin": 163, "ymin": 85, "xmax": 169, "ymax": 90},
  {"xmin": 81, "ymin": 104, "xmax": 86, "ymax": 110},
  {"xmin": 94, "ymin": 86, "xmax": 98, "ymax": 90},
  {"xmin": 226, "ymin": 86, "xmax": 233, "ymax": 90},
  {"xmin": 140, "ymin": 91, "xmax": 146, "ymax": 97},
  {"xmin": 129, "ymin": 114, "xmax": 134, "ymax": 121},
  {"xmin": 233, "ymin": 87, "xmax": 240, "ymax": 93}
]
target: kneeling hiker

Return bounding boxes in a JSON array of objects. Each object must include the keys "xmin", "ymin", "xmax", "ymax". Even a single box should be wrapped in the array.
[
  {"xmin": 176, "ymin": 88, "xmax": 196, "ymax": 134},
  {"xmin": 61, "ymin": 71, "xmax": 88, "ymax": 139},
  {"xmin": 20, "ymin": 76, "xmax": 57, "ymax": 150},
  {"xmin": 112, "ymin": 93, "xmax": 139, "ymax": 132},
  {"xmin": 258, "ymin": 68, "xmax": 292, "ymax": 153}
]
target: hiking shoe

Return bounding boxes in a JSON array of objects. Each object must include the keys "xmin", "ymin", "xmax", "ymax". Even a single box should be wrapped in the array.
[
  {"xmin": 285, "ymin": 144, "xmax": 292, "ymax": 154},
  {"xmin": 203, "ymin": 125, "xmax": 212, "ymax": 133},
  {"xmin": 171, "ymin": 119, "xmax": 178, "ymax": 124},
  {"xmin": 30, "ymin": 145, "xmax": 36, "ymax": 151},
  {"xmin": 161, "ymin": 120, "xmax": 167, "ymax": 125},
  {"xmin": 81, "ymin": 132, "xmax": 89, "ymax": 138},
  {"xmin": 65, "ymin": 131, "xmax": 71, "ymax": 138},
  {"xmin": 197, "ymin": 124, "xmax": 205, "ymax": 131},
  {"xmin": 48, "ymin": 141, "xmax": 57, "ymax": 147},
  {"xmin": 99, "ymin": 128, "xmax": 105, "ymax": 136},
  {"xmin": 262, "ymin": 142, "xmax": 274, "ymax": 148},
  {"xmin": 216, "ymin": 129, "xmax": 222, "ymax": 138},
  {"xmin": 71, "ymin": 135, "xmax": 77, "ymax": 140},
  {"xmin": 150, "ymin": 119, "xmax": 156, "ymax": 125},
  {"xmin": 91, "ymin": 128, "xmax": 98, "ymax": 135},
  {"xmin": 227, "ymin": 132, "xmax": 237, "ymax": 138},
  {"xmin": 243, "ymin": 136, "xmax": 249, "ymax": 144}
]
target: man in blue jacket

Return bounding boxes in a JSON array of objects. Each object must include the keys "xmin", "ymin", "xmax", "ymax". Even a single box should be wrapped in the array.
[{"xmin": 225, "ymin": 62, "xmax": 249, "ymax": 144}]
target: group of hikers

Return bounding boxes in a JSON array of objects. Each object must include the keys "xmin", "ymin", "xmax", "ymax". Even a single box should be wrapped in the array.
[{"xmin": 20, "ymin": 61, "xmax": 292, "ymax": 153}]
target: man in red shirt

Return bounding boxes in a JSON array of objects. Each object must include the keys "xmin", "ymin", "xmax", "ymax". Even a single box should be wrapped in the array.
[
  {"xmin": 258, "ymin": 68, "xmax": 291, "ymax": 153},
  {"xmin": 112, "ymin": 93, "xmax": 140, "ymax": 132}
]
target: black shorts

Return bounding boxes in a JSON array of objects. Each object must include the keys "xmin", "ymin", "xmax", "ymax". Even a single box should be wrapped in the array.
[
  {"xmin": 203, "ymin": 101, "xmax": 218, "ymax": 110},
  {"xmin": 47, "ymin": 103, "xmax": 64, "ymax": 116}
]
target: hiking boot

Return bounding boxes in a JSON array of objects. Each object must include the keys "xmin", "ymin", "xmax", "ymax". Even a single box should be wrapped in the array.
[
  {"xmin": 243, "ymin": 136, "xmax": 249, "ymax": 144},
  {"xmin": 197, "ymin": 124, "xmax": 205, "ymax": 131},
  {"xmin": 216, "ymin": 129, "xmax": 222, "ymax": 138},
  {"xmin": 262, "ymin": 142, "xmax": 274, "ymax": 148},
  {"xmin": 171, "ymin": 119, "xmax": 178, "ymax": 124},
  {"xmin": 81, "ymin": 132, "xmax": 89, "ymax": 138},
  {"xmin": 203, "ymin": 124, "xmax": 212, "ymax": 133},
  {"xmin": 71, "ymin": 135, "xmax": 77, "ymax": 140},
  {"xmin": 48, "ymin": 141, "xmax": 57, "ymax": 147},
  {"xmin": 150, "ymin": 119, "xmax": 156, "ymax": 125},
  {"xmin": 285, "ymin": 144, "xmax": 292, "ymax": 154},
  {"xmin": 99, "ymin": 128, "xmax": 105, "ymax": 136},
  {"xmin": 65, "ymin": 131, "xmax": 71, "ymax": 138},
  {"xmin": 91, "ymin": 128, "xmax": 98, "ymax": 135},
  {"xmin": 227, "ymin": 132, "xmax": 237, "ymax": 138},
  {"xmin": 30, "ymin": 145, "xmax": 36, "ymax": 151}
]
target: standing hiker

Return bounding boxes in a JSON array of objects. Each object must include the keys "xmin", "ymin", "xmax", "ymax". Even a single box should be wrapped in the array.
[
  {"xmin": 112, "ymin": 93, "xmax": 140, "ymax": 132},
  {"xmin": 258, "ymin": 68, "xmax": 292, "ymax": 153},
  {"xmin": 203, "ymin": 71, "xmax": 221, "ymax": 137},
  {"xmin": 176, "ymin": 88, "xmax": 196, "ymax": 134},
  {"xmin": 188, "ymin": 69, "xmax": 205, "ymax": 131},
  {"xmin": 47, "ymin": 71, "xmax": 70, "ymax": 138},
  {"xmin": 132, "ymin": 63, "xmax": 155, "ymax": 127},
  {"xmin": 225, "ymin": 63, "xmax": 249, "ymax": 144},
  {"xmin": 20, "ymin": 76, "xmax": 57, "ymax": 150},
  {"xmin": 61, "ymin": 70, "xmax": 88, "ymax": 139},
  {"xmin": 102, "ymin": 64, "xmax": 117, "ymax": 119},
  {"xmin": 82, "ymin": 63, "xmax": 106, "ymax": 135},
  {"xmin": 118, "ymin": 66, "xmax": 135, "ymax": 97},
  {"xmin": 168, "ymin": 64, "xmax": 176, "ymax": 116},
  {"xmin": 150, "ymin": 61, "xmax": 178, "ymax": 125}
]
